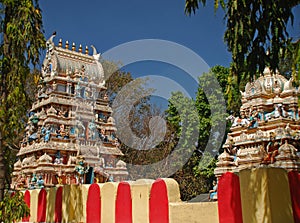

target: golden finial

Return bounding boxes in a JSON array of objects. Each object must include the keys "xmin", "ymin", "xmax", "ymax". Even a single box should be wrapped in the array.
[
  {"xmin": 65, "ymin": 40, "xmax": 69, "ymax": 49},
  {"xmin": 58, "ymin": 39, "xmax": 62, "ymax": 47},
  {"xmin": 85, "ymin": 46, "xmax": 89, "ymax": 55},
  {"xmin": 79, "ymin": 44, "xmax": 82, "ymax": 53},
  {"xmin": 72, "ymin": 42, "xmax": 76, "ymax": 51}
]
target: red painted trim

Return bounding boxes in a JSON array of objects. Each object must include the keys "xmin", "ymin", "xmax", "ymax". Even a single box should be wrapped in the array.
[
  {"xmin": 115, "ymin": 182, "xmax": 132, "ymax": 223},
  {"xmin": 54, "ymin": 187, "xmax": 63, "ymax": 223},
  {"xmin": 37, "ymin": 189, "xmax": 47, "ymax": 222},
  {"xmin": 288, "ymin": 171, "xmax": 300, "ymax": 223},
  {"xmin": 218, "ymin": 172, "xmax": 243, "ymax": 223},
  {"xmin": 86, "ymin": 184, "xmax": 101, "ymax": 223},
  {"xmin": 22, "ymin": 190, "xmax": 30, "ymax": 222},
  {"xmin": 149, "ymin": 179, "xmax": 169, "ymax": 223}
]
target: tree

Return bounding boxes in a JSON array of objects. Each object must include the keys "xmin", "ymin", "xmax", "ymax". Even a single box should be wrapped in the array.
[
  {"xmin": 0, "ymin": 0, "xmax": 45, "ymax": 200},
  {"xmin": 101, "ymin": 60, "xmax": 171, "ymax": 178},
  {"xmin": 100, "ymin": 59, "xmax": 134, "ymax": 103},
  {"xmin": 0, "ymin": 191, "xmax": 30, "ymax": 223},
  {"xmin": 165, "ymin": 65, "xmax": 237, "ymax": 200},
  {"xmin": 185, "ymin": 0, "xmax": 300, "ymax": 82},
  {"xmin": 279, "ymin": 39, "xmax": 300, "ymax": 80}
]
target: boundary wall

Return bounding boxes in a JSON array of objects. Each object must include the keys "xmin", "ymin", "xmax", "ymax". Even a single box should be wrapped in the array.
[
  {"xmin": 20, "ymin": 168, "xmax": 299, "ymax": 223},
  {"xmin": 21, "ymin": 178, "xmax": 218, "ymax": 223}
]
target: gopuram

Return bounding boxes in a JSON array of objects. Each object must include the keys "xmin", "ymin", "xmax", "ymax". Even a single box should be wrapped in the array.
[
  {"xmin": 11, "ymin": 34, "xmax": 128, "ymax": 190},
  {"xmin": 215, "ymin": 67, "xmax": 300, "ymax": 178}
]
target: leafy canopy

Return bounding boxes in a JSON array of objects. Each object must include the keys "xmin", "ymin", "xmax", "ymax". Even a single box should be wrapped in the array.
[
  {"xmin": 0, "ymin": 191, "xmax": 30, "ymax": 223},
  {"xmin": 0, "ymin": 0, "xmax": 45, "ymax": 200},
  {"xmin": 185, "ymin": 0, "xmax": 300, "ymax": 82}
]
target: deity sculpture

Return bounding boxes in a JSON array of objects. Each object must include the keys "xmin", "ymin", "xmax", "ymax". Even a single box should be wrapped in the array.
[
  {"xmin": 11, "ymin": 35, "xmax": 128, "ymax": 190},
  {"xmin": 30, "ymin": 174, "xmax": 37, "ymax": 189},
  {"xmin": 54, "ymin": 151, "xmax": 63, "ymax": 164},
  {"xmin": 87, "ymin": 120, "xmax": 97, "ymax": 140},
  {"xmin": 37, "ymin": 175, "xmax": 44, "ymax": 189},
  {"xmin": 75, "ymin": 158, "xmax": 89, "ymax": 184}
]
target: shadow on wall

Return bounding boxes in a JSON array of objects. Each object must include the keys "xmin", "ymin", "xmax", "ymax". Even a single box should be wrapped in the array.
[{"xmin": 20, "ymin": 178, "xmax": 219, "ymax": 223}]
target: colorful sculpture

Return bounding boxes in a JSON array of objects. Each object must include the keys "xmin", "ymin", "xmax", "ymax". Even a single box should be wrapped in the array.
[
  {"xmin": 11, "ymin": 34, "xmax": 128, "ymax": 190},
  {"xmin": 215, "ymin": 68, "xmax": 300, "ymax": 178}
]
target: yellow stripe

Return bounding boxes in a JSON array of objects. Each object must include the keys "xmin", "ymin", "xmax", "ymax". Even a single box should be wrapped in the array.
[{"xmin": 239, "ymin": 168, "xmax": 294, "ymax": 223}]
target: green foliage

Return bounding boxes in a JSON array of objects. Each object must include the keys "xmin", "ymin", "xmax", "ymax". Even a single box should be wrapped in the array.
[
  {"xmin": 194, "ymin": 151, "xmax": 216, "ymax": 179},
  {"xmin": 1, "ymin": 0, "xmax": 45, "ymax": 66},
  {"xmin": 185, "ymin": 0, "xmax": 300, "ymax": 82},
  {"xmin": 279, "ymin": 39, "xmax": 300, "ymax": 81},
  {"xmin": 0, "ymin": 191, "xmax": 30, "ymax": 223},
  {"xmin": 0, "ymin": 0, "xmax": 45, "ymax": 200},
  {"xmin": 185, "ymin": 0, "xmax": 226, "ymax": 15},
  {"xmin": 100, "ymin": 59, "xmax": 134, "ymax": 103},
  {"xmin": 165, "ymin": 65, "xmax": 236, "ymax": 199},
  {"xmin": 120, "ymin": 91, "xmax": 199, "ymax": 181},
  {"xmin": 117, "ymin": 65, "xmax": 232, "ymax": 200},
  {"xmin": 172, "ymin": 153, "xmax": 211, "ymax": 201},
  {"xmin": 196, "ymin": 67, "xmax": 229, "ymax": 151},
  {"xmin": 166, "ymin": 92, "xmax": 199, "ymax": 167},
  {"xmin": 166, "ymin": 91, "xmax": 211, "ymax": 200}
]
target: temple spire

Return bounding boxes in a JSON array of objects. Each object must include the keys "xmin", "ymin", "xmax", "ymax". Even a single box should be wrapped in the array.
[{"xmin": 58, "ymin": 39, "xmax": 62, "ymax": 47}]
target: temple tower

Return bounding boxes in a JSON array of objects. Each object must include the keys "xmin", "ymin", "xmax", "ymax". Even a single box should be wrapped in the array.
[
  {"xmin": 215, "ymin": 68, "xmax": 300, "ymax": 178},
  {"xmin": 11, "ymin": 34, "xmax": 128, "ymax": 189}
]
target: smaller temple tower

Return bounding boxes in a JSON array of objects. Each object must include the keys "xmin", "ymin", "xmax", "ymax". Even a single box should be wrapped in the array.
[
  {"xmin": 215, "ymin": 67, "xmax": 300, "ymax": 178},
  {"xmin": 11, "ymin": 34, "xmax": 128, "ymax": 190}
]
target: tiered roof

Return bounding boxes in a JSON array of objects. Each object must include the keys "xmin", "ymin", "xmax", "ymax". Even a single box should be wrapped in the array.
[
  {"xmin": 215, "ymin": 68, "xmax": 300, "ymax": 177},
  {"xmin": 11, "ymin": 34, "xmax": 128, "ymax": 190}
]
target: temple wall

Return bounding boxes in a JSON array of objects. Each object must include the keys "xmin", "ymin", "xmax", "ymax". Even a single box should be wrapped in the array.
[
  {"xmin": 169, "ymin": 202, "xmax": 219, "ymax": 223},
  {"xmin": 217, "ymin": 168, "xmax": 299, "ymax": 223},
  {"xmin": 19, "ymin": 168, "xmax": 300, "ymax": 223},
  {"xmin": 19, "ymin": 178, "xmax": 219, "ymax": 223},
  {"xmin": 100, "ymin": 182, "xmax": 118, "ymax": 223}
]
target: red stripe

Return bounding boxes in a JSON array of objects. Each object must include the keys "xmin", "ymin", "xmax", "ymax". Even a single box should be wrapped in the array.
[
  {"xmin": 37, "ymin": 189, "xmax": 47, "ymax": 222},
  {"xmin": 218, "ymin": 172, "xmax": 243, "ymax": 223},
  {"xmin": 86, "ymin": 183, "xmax": 101, "ymax": 223},
  {"xmin": 54, "ymin": 187, "xmax": 63, "ymax": 223},
  {"xmin": 115, "ymin": 182, "xmax": 132, "ymax": 223},
  {"xmin": 149, "ymin": 179, "xmax": 169, "ymax": 223},
  {"xmin": 288, "ymin": 171, "xmax": 300, "ymax": 223},
  {"xmin": 22, "ymin": 190, "xmax": 30, "ymax": 222}
]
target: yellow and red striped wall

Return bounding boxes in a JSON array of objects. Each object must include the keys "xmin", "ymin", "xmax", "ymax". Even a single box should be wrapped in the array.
[
  {"xmin": 19, "ymin": 168, "xmax": 299, "ymax": 223},
  {"xmin": 20, "ymin": 178, "xmax": 218, "ymax": 223}
]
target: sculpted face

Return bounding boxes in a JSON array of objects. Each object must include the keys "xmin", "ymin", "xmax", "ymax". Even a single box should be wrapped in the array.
[{"xmin": 264, "ymin": 77, "xmax": 273, "ymax": 93}]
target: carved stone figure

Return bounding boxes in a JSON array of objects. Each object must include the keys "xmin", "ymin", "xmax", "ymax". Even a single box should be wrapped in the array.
[
  {"xmin": 11, "ymin": 34, "xmax": 127, "ymax": 190},
  {"xmin": 215, "ymin": 68, "xmax": 300, "ymax": 178}
]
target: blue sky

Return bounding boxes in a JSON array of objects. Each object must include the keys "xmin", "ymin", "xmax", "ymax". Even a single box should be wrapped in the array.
[
  {"xmin": 40, "ymin": 0, "xmax": 231, "ymax": 67},
  {"xmin": 40, "ymin": 1, "xmax": 300, "ymax": 104}
]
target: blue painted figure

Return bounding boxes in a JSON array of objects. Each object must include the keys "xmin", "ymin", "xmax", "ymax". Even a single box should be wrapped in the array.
[
  {"xmin": 44, "ymin": 125, "xmax": 51, "ymax": 142},
  {"xmin": 108, "ymin": 175, "xmax": 114, "ymax": 182},
  {"xmin": 208, "ymin": 180, "xmax": 218, "ymax": 201},
  {"xmin": 98, "ymin": 112, "xmax": 105, "ymax": 122},
  {"xmin": 37, "ymin": 175, "xmax": 44, "ymax": 189},
  {"xmin": 54, "ymin": 151, "xmax": 63, "ymax": 164},
  {"xmin": 75, "ymin": 83, "xmax": 81, "ymax": 97},
  {"xmin": 70, "ymin": 126, "xmax": 75, "ymax": 135},
  {"xmin": 30, "ymin": 115, "xmax": 39, "ymax": 124},
  {"xmin": 75, "ymin": 160, "xmax": 89, "ymax": 184},
  {"xmin": 87, "ymin": 120, "xmax": 97, "ymax": 140},
  {"xmin": 30, "ymin": 174, "xmax": 37, "ymax": 189},
  {"xmin": 28, "ymin": 132, "xmax": 38, "ymax": 142}
]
